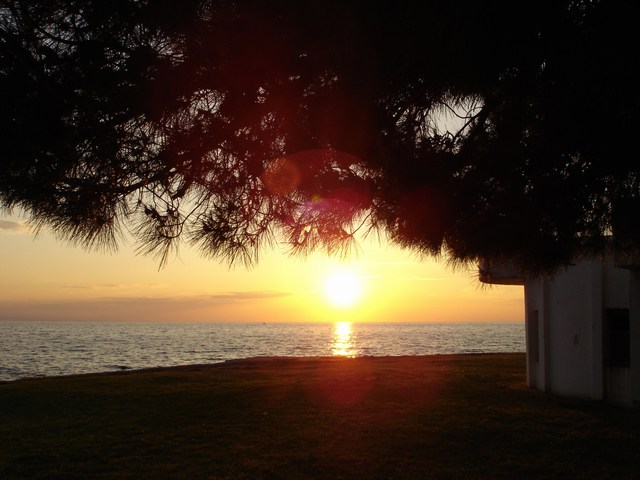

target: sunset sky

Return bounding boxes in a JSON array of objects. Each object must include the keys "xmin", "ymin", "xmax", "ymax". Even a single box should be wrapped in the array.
[{"xmin": 0, "ymin": 212, "xmax": 524, "ymax": 323}]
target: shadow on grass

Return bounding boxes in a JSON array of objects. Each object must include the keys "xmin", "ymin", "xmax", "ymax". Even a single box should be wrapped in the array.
[{"xmin": 1, "ymin": 354, "xmax": 639, "ymax": 479}]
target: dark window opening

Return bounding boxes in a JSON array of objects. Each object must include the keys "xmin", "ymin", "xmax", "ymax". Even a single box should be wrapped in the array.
[{"xmin": 604, "ymin": 308, "xmax": 630, "ymax": 368}]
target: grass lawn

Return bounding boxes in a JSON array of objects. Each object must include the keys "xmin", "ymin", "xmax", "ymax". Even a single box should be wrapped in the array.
[{"xmin": 1, "ymin": 353, "xmax": 639, "ymax": 479}]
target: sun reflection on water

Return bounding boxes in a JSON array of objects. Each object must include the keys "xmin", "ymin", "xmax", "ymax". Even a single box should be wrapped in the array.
[{"xmin": 332, "ymin": 322, "xmax": 357, "ymax": 357}]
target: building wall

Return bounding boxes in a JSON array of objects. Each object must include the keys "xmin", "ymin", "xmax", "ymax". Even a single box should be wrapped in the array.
[
  {"xmin": 545, "ymin": 261, "xmax": 599, "ymax": 398},
  {"xmin": 630, "ymin": 271, "xmax": 640, "ymax": 407},
  {"xmin": 524, "ymin": 259, "xmax": 635, "ymax": 405},
  {"xmin": 483, "ymin": 255, "xmax": 638, "ymax": 406}
]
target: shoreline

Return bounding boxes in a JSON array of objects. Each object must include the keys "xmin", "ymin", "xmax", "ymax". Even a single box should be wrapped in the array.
[
  {"xmin": 2, "ymin": 351, "xmax": 523, "ymax": 384},
  {"xmin": 0, "ymin": 322, "xmax": 525, "ymax": 383}
]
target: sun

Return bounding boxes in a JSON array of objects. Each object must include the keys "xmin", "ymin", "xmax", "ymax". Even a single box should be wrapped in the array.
[{"xmin": 323, "ymin": 269, "xmax": 364, "ymax": 308}]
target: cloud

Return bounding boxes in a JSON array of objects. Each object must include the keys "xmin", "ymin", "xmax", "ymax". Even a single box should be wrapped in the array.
[
  {"xmin": 209, "ymin": 291, "xmax": 292, "ymax": 301},
  {"xmin": 0, "ymin": 290, "xmax": 293, "ymax": 322},
  {"xmin": 41, "ymin": 290, "xmax": 291, "ymax": 307},
  {"xmin": 94, "ymin": 290, "xmax": 292, "ymax": 306},
  {"xmin": 0, "ymin": 219, "xmax": 28, "ymax": 234},
  {"xmin": 59, "ymin": 283, "xmax": 165, "ymax": 290}
]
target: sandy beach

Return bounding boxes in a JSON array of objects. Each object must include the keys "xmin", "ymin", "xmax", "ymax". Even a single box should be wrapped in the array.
[{"xmin": 2, "ymin": 353, "xmax": 639, "ymax": 479}]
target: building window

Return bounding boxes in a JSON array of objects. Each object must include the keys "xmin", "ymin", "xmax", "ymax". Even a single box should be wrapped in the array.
[{"xmin": 604, "ymin": 308, "xmax": 630, "ymax": 368}]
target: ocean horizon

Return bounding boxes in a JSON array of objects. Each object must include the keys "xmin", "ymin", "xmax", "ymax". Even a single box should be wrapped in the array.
[{"xmin": 0, "ymin": 321, "xmax": 525, "ymax": 382}]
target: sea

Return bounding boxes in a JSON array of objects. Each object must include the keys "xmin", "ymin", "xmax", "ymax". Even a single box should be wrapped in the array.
[{"xmin": 0, "ymin": 321, "xmax": 525, "ymax": 382}]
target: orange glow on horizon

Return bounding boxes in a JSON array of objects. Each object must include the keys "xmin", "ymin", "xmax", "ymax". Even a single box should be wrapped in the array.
[{"xmin": 0, "ymin": 212, "xmax": 525, "ymax": 323}]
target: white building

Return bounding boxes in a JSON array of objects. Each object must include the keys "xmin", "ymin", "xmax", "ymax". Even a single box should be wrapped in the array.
[{"xmin": 480, "ymin": 256, "xmax": 640, "ymax": 407}]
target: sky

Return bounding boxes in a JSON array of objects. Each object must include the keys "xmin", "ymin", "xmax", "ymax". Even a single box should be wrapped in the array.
[{"xmin": 0, "ymin": 212, "xmax": 524, "ymax": 323}]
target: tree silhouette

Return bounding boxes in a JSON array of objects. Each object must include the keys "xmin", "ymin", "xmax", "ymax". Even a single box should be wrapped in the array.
[{"xmin": 1, "ymin": 0, "xmax": 638, "ymax": 272}]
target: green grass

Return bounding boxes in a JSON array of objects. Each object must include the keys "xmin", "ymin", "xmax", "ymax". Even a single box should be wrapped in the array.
[{"xmin": 1, "ymin": 354, "xmax": 639, "ymax": 479}]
